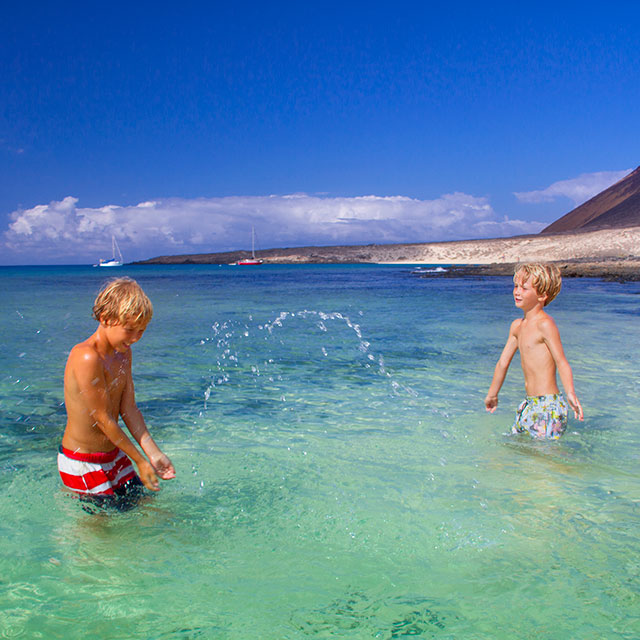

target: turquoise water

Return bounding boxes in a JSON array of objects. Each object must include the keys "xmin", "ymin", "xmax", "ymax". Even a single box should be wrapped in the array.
[{"xmin": 1, "ymin": 264, "xmax": 639, "ymax": 639}]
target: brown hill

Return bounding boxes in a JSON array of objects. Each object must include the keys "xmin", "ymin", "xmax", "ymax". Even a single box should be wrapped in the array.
[
  {"xmin": 541, "ymin": 166, "xmax": 640, "ymax": 233},
  {"xmin": 135, "ymin": 226, "xmax": 640, "ymax": 266}
]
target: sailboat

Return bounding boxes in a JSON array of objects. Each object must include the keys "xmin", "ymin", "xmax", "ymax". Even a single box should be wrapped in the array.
[
  {"xmin": 95, "ymin": 236, "xmax": 124, "ymax": 267},
  {"xmin": 234, "ymin": 227, "xmax": 263, "ymax": 265}
]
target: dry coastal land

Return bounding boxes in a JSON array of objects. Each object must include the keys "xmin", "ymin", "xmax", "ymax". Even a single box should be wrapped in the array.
[{"xmin": 135, "ymin": 225, "xmax": 640, "ymax": 280}]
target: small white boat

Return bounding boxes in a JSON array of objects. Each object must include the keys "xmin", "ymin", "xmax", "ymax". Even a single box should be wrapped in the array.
[
  {"xmin": 95, "ymin": 236, "xmax": 124, "ymax": 267},
  {"xmin": 232, "ymin": 227, "xmax": 263, "ymax": 265},
  {"xmin": 411, "ymin": 266, "xmax": 448, "ymax": 274}
]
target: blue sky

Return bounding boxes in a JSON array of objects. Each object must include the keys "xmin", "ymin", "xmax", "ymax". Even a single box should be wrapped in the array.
[{"xmin": 1, "ymin": 1, "xmax": 638, "ymax": 264}]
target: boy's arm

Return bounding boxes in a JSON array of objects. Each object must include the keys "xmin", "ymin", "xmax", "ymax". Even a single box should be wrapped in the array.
[
  {"xmin": 120, "ymin": 364, "xmax": 176, "ymax": 480},
  {"xmin": 540, "ymin": 317, "xmax": 584, "ymax": 420},
  {"xmin": 485, "ymin": 320, "xmax": 519, "ymax": 413},
  {"xmin": 72, "ymin": 348, "xmax": 161, "ymax": 490}
]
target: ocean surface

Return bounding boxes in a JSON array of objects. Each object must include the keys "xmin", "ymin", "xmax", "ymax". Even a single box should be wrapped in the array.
[{"xmin": 1, "ymin": 264, "xmax": 639, "ymax": 639}]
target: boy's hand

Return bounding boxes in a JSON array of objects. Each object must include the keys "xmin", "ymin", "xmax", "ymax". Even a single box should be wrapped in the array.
[
  {"xmin": 151, "ymin": 452, "xmax": 176, "ymax": 480},
  {"xmin": 484, "ymin": 395, "xmax": 498, "ymax": 413},
  {"xmin": 567, "ymin": 392, "xmax": 584, "ymax": 421},
  {"xmin": 137, "ymin": 459, "xmax": 160, "ymax": 491}
]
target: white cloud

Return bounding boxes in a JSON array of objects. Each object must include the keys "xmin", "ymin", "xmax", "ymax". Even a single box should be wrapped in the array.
[
  {"xmin": 2, "ymin": 192, "xmax": 545, "ymax": 264},
  {"xmin": 514, "ymin": 169, "xmax": 631, "ymax": 206}
]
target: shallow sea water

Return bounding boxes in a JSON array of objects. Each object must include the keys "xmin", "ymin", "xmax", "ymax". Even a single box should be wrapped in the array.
[{"xmin": 0, "ymin": 264, "xmax": 639, "ymax": 639}]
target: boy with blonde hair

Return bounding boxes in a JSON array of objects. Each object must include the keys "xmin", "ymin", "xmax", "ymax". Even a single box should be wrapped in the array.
[
  {"xmin": 485, "ymin": 263, "xmax": 583, "ymax": 438},
  {"xmin": 58, "ymin": 277, "xmax": 175, "ymax": 509}
]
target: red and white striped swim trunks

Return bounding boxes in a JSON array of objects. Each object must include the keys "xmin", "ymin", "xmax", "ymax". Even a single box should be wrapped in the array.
[{"xmin": 58, "ymin": 446, "xmax": 138, "ymax": 495}]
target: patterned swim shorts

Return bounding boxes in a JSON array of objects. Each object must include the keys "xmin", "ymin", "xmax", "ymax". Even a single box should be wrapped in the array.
[
  {"xmin": 512, "ymin": 393, "xmax": 568, "ymax": 439},
  {"xmin": 58, "ymin": 446, "xmax": 145, "ymax": 512},
  {"xmin": 58, "ymin": 446, "xmax": 138, "ymax": 495}
]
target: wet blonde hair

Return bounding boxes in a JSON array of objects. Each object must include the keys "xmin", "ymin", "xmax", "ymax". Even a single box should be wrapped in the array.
[
  {"xmin": 514, "ymin": 263, "xmax": 562, "ymax": 306},
  {"xmin": 92, "ymin": 277, "xmax": 153, "ymax": 326}
]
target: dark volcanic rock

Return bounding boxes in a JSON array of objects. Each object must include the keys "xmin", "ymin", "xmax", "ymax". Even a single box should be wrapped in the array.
[{"xmin": 419, "ymin": 259, "xmax": 640, "ymax": 282}]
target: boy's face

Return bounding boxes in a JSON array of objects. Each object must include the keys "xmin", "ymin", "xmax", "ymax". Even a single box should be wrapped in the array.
[
  {"xmin": 102, "ymin": 317, "xmax": 148, "ymax": 353},
  {"xmin": 513, "ymin": 275, "xmax": 546, "ymax": 310}
]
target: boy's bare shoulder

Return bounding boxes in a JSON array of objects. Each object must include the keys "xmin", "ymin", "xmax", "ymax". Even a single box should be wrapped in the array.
[
  {"xmin": 534, "ymin": 309, "xmax": 555, "ymax": 326},
  {"xmin": 509, "ymin": 317, "xmax": 523, "ymax": 334},
  {"xmin": 536, "ymin": 310, "xmax": 560, "ymax": 335},
  {"xmin": 67, "ymin": 339, "xmax": 102, "ymax": 372},
  {"xmin": 69, "ymin": 338, "xmax": 97, "ymax": 357}
]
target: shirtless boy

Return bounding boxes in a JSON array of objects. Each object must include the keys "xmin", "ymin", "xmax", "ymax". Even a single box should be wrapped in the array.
[
  {"xmin": 485, "ymin": 263, "xmax": 583, "ymax": 438},
  {"xmin": 58, "ymin": 277, "xmax": 175, "ymax": 508}
]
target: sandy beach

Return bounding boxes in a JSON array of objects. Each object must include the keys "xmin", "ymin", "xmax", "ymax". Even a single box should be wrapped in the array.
[{"xmin": 136, "ymin": 225, "xmax": 640, "ymax": 279}]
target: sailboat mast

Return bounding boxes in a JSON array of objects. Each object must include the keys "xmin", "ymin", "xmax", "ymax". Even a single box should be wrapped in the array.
[{"xmin": 112, "ymin": 235, "xmax": 124, "ymax": 263}]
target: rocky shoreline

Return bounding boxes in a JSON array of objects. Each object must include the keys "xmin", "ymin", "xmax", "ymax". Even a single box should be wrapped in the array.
[{"xmin": 426, "ymin": 258, "xmax": 640, "ymax": 282}]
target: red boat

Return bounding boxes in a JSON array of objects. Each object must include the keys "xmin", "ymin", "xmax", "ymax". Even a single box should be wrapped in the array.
[
  {"xmin": 232, "ymin": 227, "xmax": 264, "ymax": 265},
  {"xmin": 236, "ymin": 257, "xmax": 263, "ymax": 266}
]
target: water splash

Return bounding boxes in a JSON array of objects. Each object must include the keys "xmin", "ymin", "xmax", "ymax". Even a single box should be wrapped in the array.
[{"xmin": 200, "ymin": 310, "xmax": 419, "ymax": 409}]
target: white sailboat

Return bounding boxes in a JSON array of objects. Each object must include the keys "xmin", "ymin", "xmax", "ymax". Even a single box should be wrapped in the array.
[
  {"xmin": 96, "ymin": 236, "xmax": 124, "ymax": 267},
  {"xmin": 234, "ymin": 227, "xmax": 263, "ymax": 265}
]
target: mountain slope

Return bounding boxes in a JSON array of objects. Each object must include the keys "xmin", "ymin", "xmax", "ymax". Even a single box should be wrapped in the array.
[{"xmin": 541, "ymin": 166, "xmax": 640, "ymax": 234}]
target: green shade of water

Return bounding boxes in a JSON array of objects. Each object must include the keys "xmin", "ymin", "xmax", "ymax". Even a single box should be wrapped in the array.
[{"xmin": 0, "ymin": 265, "xmax": 639, "ymax": 638}]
